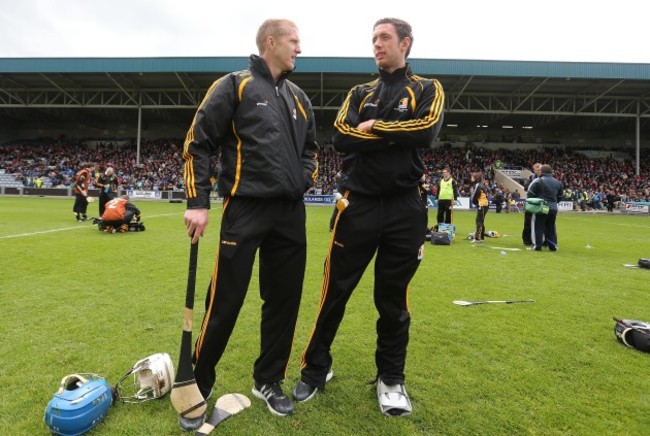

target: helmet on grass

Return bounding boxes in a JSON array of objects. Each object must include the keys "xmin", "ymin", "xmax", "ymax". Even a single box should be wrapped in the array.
[{"xmin": 115, "ymin": 352, "xmax": 174, "ymax": 403}]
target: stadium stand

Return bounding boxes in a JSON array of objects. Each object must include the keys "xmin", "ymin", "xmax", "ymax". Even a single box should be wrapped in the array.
[
  {"xmin": 1, "ymin": 58, "xmax": 649, "ymax": 206},
  {"xmin": 1, "ymin": 139, "xmax": 648, "ymax": 207}
]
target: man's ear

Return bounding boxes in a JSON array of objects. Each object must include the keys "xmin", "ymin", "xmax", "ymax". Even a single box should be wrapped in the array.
[{"xmin": 400, "ymin": 37, "xmax": 411, "ymax": 53}]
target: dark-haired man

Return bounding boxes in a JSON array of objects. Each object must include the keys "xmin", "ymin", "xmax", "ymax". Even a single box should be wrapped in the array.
[{"xmin": 293, "ymin": 17, "xmax": 444, "ymax": 417}]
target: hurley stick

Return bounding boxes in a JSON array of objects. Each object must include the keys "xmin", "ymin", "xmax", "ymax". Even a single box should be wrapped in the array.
[{"xmin": 170, "ymin": 241, "xmax": 207, "ymax": 429}]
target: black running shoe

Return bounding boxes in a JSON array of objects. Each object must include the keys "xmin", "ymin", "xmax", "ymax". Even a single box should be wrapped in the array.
[
  {"xmin": 292, "ymin": 369, "xmax": 333, "ymax": 403},
  {"xmin": 252, "ymin": 382, "xmax": 294, "ymax": 416},
  {"xmin": 179, "ymin": 413, "xmax": 205, "ymax": 432}
]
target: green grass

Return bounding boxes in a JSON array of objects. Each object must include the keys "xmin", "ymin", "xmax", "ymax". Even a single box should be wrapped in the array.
[{"xmin": 1, "ymin": 197, "xmax": 649, "ymax": 435}]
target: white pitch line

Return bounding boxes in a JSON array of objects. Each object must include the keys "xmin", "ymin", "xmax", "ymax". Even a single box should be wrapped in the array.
[
  {"xmin": 0, "ymin": 212, "xmax": 181, "ymax": 240},
  {"xmin": 0, "ymin": 226, "xmax": 88, "ymax": 239},
  {"xmin": 568, "ymin": 216, "xmax": 650, "ymax": 229},
  {"xmin": 487, "ymin": 246, "xmax": 523, "ymax": 251}
]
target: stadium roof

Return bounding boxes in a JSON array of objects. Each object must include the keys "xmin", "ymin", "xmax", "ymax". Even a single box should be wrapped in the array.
[{"xmin": 1, "ymin": 57, "xmax": 649, "ymax": 143}]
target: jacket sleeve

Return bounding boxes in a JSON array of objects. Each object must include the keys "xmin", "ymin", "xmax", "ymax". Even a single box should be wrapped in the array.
[
  {"xmin": 471, "ymin": 184, "xmax": 480, "ymax": 205},
  {"xmin": 300, "ymin": 92, "xmax": 319, "ymax": 191},
  {"xmin": 332, "ymin": 85, "xmax": 394, "ymax": 153},
  {"xmin": 371, "ymin": 78, "xmax": 445, "ymax": 149},
  {"xmin": 527, "ymin": 178, "xmax": 540, "ymax": 198},
  {"xmin": 182, "ymin": 75, "xmax": 236, "ymax": 209},
  {"xmin": 126, "ymin": 202, "xmax": 141, "ymax": 216}
]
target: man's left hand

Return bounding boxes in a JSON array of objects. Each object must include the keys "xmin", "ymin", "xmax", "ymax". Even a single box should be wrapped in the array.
[{"xmin": 357, "ymin": 119, "xmax": 376, "ymax": 133}]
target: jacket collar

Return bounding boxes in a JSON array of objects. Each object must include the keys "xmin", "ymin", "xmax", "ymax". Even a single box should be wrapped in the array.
[
  {"xmin": 378, "ymin": 64, "xmax": 412, "ymax": 82},
  {"xmin": 249, "ymin": 54, "xmax": 292, "ymax": 84}
]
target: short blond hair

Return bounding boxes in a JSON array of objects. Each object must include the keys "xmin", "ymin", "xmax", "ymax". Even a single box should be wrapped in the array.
[{"xmin": 256, "ymin": 19, "xmax": 297, "ymax": 55}]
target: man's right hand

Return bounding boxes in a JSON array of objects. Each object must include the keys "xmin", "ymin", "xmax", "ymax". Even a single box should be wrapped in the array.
[{"xmin": 184, "ymin": 208, "xmax": 209, "ymax": 244}]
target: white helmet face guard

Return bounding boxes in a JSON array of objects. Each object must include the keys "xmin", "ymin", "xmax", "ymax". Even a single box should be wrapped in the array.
[{"xmin": 116, "ymin": 352, "xmax": 175, "ymax": 403}]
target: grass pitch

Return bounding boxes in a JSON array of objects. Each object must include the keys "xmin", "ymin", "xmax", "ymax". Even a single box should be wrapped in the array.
[{"xmin": 1, "ymin": 197, "xmax": 649, "ymax": 435}]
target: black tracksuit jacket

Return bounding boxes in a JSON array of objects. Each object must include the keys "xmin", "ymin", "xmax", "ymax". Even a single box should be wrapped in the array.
[
  {"xmin": 298, "ymin": 65, "xmax": 445, "ymax": 389},
  {"xmin": 183, "ymin": 55, "xmax": 318, "ymax": 206},
  {"xmin": 181, "ymin": 55, "xmax": 319, "ymax": 393},
  {"xmin": 333, "ymin": 64, "xmax": 445, "ymax": 195}
]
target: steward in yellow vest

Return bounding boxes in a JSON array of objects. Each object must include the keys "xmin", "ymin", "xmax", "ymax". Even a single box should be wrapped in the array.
[{"xmin": 436, "ymin": 168, "xmax": 459, "ymax": 224}]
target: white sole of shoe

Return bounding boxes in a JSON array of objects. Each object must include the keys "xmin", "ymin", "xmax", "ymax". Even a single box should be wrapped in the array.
[{"xmin": 251, "ymin": 387, "xmax": 293, "ymax": 417}]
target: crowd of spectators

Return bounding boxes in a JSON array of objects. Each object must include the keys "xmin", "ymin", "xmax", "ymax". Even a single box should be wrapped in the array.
[
  {"xmin": 419, "ymin": 143, "xmax": 650, "ymax": 206},
  {"xmin": 1, "ymin": 138, "xmax": 648, "ymax": 205},
  {"xmin": 0, "ymin": 138, "xmax": 188, "ymax": 191}
]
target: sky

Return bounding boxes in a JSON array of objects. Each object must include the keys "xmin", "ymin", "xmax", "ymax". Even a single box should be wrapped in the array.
[{"xmin": 1, "ymin": 0, "xmax": 648, "ymax": 64}]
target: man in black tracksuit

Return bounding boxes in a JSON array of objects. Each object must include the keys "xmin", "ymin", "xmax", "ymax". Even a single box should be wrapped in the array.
[
  {"xmin": 182, "ymin": 19, "xmax": 318, "ymax": 424},
  {"xmin": 292, "ymin": 18, "xmax": 444, "ymax": 417},
  {"xmin": 96, "ymin": 166, "xmax": 119, "ymax": 216},
  {"xmin": 527, "ymin": 164, "xmax": 563, "ymax": 251}
]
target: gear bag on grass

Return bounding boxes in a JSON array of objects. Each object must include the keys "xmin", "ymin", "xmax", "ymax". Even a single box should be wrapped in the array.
[
  {"xmin": 438, "ymin": 223, "xmax": 456, "ymax": 242},
  {"xmin": 614, "ymin": 318, "xmax": 650, "ymax": 352},
  {"xmin": 431, "ymin": 232, "xmax": 451, "ymax": 245},
  {"xmin": 638, "ymin": 258, "xmax": 650, "ymax": 269}
]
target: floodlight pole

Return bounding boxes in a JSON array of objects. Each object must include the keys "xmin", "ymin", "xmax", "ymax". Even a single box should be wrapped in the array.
[
  {"xmin": 636, "ymin": 103, "xmax": 640, "ymax": 176},
  {"xmin": 136, "ymin": 94, "xmax": 142, "ymax": 167}
]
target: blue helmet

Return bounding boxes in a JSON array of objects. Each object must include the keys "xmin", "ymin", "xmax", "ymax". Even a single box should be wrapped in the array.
[{"xmin": 44, "ymin": 373, "xmax": 113, "ymax": 435}]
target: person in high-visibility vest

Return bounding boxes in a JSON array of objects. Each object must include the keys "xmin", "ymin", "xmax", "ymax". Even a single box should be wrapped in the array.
[{"xmin": 436, "ymin": 168, "xmax": 458, "ymax": 225}]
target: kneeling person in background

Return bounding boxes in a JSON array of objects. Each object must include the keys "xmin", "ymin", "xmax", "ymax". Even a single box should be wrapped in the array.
[{"xmin": 101, "ymin": 195, "xmax": 141, "ymax": 233}]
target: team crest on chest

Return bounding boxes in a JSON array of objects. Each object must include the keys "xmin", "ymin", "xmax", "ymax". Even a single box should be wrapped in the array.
[{"xmin": 396, "ymin": 97, "xmax": 409, "ymax": 112}]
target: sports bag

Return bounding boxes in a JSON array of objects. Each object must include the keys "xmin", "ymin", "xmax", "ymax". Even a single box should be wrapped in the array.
[
  {"xmin": 524, "ymin": 198, "xmax": 549, "ymax": 214},
  {"xmin": 431, "ymin": 232, "xmax": 451, "ymax": 245},
  {"xmin": 638, "ymin": 258, "xmax": 650, "ymax": 269},
  {"xmin": 438, "ymin": 223, "xmax": 456, "ymax": 242},
  {"xmin": 44, "ymin": 373, "xmax": 114, "ymax": 435},
  {"xmin": 613, "ymin": 318, "xmax": 650, "ymax": 352}
]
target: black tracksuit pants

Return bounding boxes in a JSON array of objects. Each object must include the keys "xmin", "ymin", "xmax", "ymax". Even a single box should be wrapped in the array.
[
  {"xmin": 299, "ymin": 190, "xmax": 427, "ymax": 388},
  {"xmin": 436, "ymin": 199, "xmax": 453, "ymax": 224},
  {"xmin": 522, "ymin": 211, "xmax": 533, "ymax": 245},
  {"xmin": 193, "ymin": 197, "xmax": 307, "ymax": 398},
  {"xmin": 99, "ymin": 192, "xmax": 115, "ymax": 216},
  {"xmin": 73, "ymin": 193, "xmax": 88, "ymax": 216},
  {"xmin": 531, "ymin": 209, "xmax": 558, "ymax": 250},
  {"xmin": 475, "ymin": 206, "xmax": 489, "ymax": 240}
]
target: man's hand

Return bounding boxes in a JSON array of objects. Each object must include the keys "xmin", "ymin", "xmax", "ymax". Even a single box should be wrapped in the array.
[
  {"xmin": 184, "ymin": 208, "xmax": 209, "ymax": 244},
  {"xmin": 357, "ymin": 119, "xmax": 376, "ymax": 133}
]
